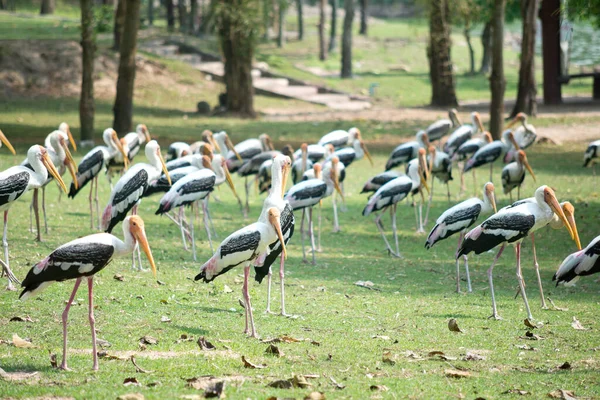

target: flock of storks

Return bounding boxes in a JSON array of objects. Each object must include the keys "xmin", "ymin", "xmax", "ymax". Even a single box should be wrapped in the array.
[{"xmin": 0, "ymin": 110, "xmax": 598, "ymax": 371}]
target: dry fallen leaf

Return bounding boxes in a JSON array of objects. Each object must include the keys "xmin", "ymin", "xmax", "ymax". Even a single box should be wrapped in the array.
[
  {"xmin": 502, "ymin": 389, "xmax": 529, "ymax": 396},
  {"xmin": 355, "ymin": 280, "xmax": 381, "ymax": 291},
  {"xmin": 428, "ymin": 351, "xmax": 457, "ymax": 361},
  {"xmin": 329, "ymin": 376, "xmax": 345, "ymax": 390},
  {"xmin": 382, "ymin": 351, "xmax": 396, "ymax": 365},
  {"xmin": 113, "ymin": 274, "xmax": 124, "ymax": 281},
  {"xmin": 548, "ymin": 389, "xmax": 578, "ymax": 399},
  {"xmin": 139, "ymin": 336, "xmax": 158, "ymax": 345},
  {"xmin": 268, "ymin": 379, "xmax": 293, "ymax": 389},
  {"xmin": 571, "ymin": 317, "xmax": 588, "ymax": 331},
  {"xmin": 9, "ymin": 316, "xmax": 33, "ymax": 323},
  {"xmin": 404, "ymin": 350, "xmax": 422, "ymax": 359},
  {"xmin": 197, "ymin": 337, "xmax": 216, "ymax": 351},
  {"xmin": 123, "ymin": 377, "xmax": 141, "ymax": 386},
  {"xmin": 160, "ymin": 316, "xmax": 171, "ymax": 323},
  {"xmin": 558, "ymin": 362, "xmax": 572, "ymax": 370},
  {"xmin": 292, "ymin": 374, "xmax": 311, "ymax": 388},
  {"xmin": 445, "ymin": 369, "xmax": 471, "ymax": 378},
  {"xmin": 0, "ymin": 367, "xmax": 39, "ymax": 382},
  {"xmin": 12, "ymin": 333, "xmax": 37, "ymax": 348},
  {"xmin": 304, "ymin": 392, "xmax": 326, "ymax": 400},
  {"xmin": 448, "ymin": 318, "xmax": 463, "ymax": 333},
  {"xmin": 520, "ymin": 331, "xmax": 545, "ymax": 340},
  {"xmin": 131, "ymin": 355, "xmax": 153, "ymax": 374},
  {"xmin": 204, "ymin": 380, "xmax": 225, "ymax": 398},
  {"xmin": 49, "ymin": 351, "xmax": 58, "ymax": 368},
  {"xmin": 462, "ymin": 352, "xmax": 486, "ymax": 361},
  {"xmin": 524, "ymin": 319, "xmax": 539, "ymax": 329},
  {"xmin": 311, "ymin": 340, "xmax": 321, "ymax": 346},
  {"xmin": 241, "ymin": 355, "xmax": 266, "ymax": 369},
  {"xmin": 370, "ymin": 385, "xmax": 389, "ymax": 391},
  {"xmin": 223, "ymin": 285, "xmax": 233, "ymax": 293},
  {"xmin": 96, "ymin": 338, "xmax": 111, "ymax": 348},
  {"xmin": 516, "ymin": 344, "xmax": 537, "ymax": 351},
  {"xmin": 372, "ymin": 335, "xmax": 391, "ymax": 340},
  {"xmin": 265, "ymin": 344, "xmax": 284, "ymax": 357},
  {"xmin": 100, "ymin": 353, "xmax": 129, "ymax": 361},
  {"xmin": 175, "ymin": 334, "xmax": 194, "ymax": 344}
]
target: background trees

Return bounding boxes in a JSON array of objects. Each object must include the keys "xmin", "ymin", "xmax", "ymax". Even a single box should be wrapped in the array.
[
  {"xmin": 80, "ymin": 0, "xmax": 95, "ymax": 143},
  {"xmin": 341, "ymin": 0, "xmax": 354, "ymax": 78},
  {"xmin": 489, "ymin": 0, "xmax": 507, "ymax": 139}
]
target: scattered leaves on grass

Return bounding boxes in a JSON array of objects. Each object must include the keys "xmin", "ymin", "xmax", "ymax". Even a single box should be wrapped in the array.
[
  {"xmin": 161, "ymin": 316, "xmax": 171, "ymax": 323},
  {"xmin": 372, "ymin": 335, "xmax": 391, "ymax": 340},
  {"xmin": 262, "ymin": 335, "xmax": 302, "ymax": 344},
  {"xmin": 241, "ymin": 355, "xmax": 266, "ymax": 369},
  {"xmin": 117, "ymin": 393, "xmax": 144, "ymax": 400},
  {"xmin": 9, "ymin": 315, "xmax": 33, "ymax": 322},
  {"xmin": 516, "ymin": 344, "xmax": 537, "ymax": 351},
  {"xmin": 0, "ymin": 367, "xmax": 39, "ymax": 382},
  {"xmin": 304, "ymin": 392, "xmax": 325, "ymax": 400},
  {"xmin": 524, "ymin": 319, "xmax": 539, "ymax": 329},
  {"xmin": 96, "ymin": 338, "xmax": 111, "ymax": 348},
  {"xmin": 558, "ymin": 362, "xmax": 572, "ymax": 370},
  {"xmin": 113, "ymin": 274, "xmax": 124, "ymax": 281},
  {"xmin": 139, "ymin": 336, "xmax": 158, "ymax": 345},
  {"xmin": 462, "ymin": 352, "xmax": 486, "ymax": 361},
  {"xmin": 370, "ymin": 385, "xmax": 389, "ymax": 391},
  {"xmin": 12, "ymin": 333, "xmax": 37, "ymax": 348},
  {"xmin": 175, "ymin": 334, "xmax": 194, "ymax": 344},
  {"xmin": 186, "ymin": 376, "xmax": 230, "ymax": 397},
  {"xmin": 548, "ymin": 389, "xmax": 578, "ymax": 399},
  {"xmin": 502, "ymin": 389, "xmax": 529, "ymax": 395},
  {"xmin": 520, "ymin": 331, "xmax": 545, "ymax": 341},
  {"xmin": 265, "ymin": 344, "xmax": 284, "ymax": 357},
  {"xmin": 197, "ymin": 337, "xmax": 216, "ymax": 351},
  {"xmin": 131, "ymin": 355, "xmax": 153, "ymax": 374},
  {"xmin": 382, "ymin": 351, "xmax": 396, "ymax": 365},
  {"xmin": 98, "ymin": 352, "xmax": 128, "ymax": 361},
  {"xmin": 204, "ymin": 381, "xmax": 225, "ymax": 398},
  {"xmin": 571, "ymin": 317, "xmax": 588, "ymax": 331},
  {"xmin": 404, "ymin": 350, "xmax": 422, "ymax": 359},
  {"xmin": 268, "ymin": 379, "xmax": 293, "ymax": 389},
  {"xmin": 292, "ymin": 374, "xmax": 311, "ymax": 388},
  {"xmin": 445, "ymin": 369, "xmax": 471, "ymax": 379},
  {"xmin": 311, "ymin": 340, "xmax": 321, "ymax": 346},
  {"xmin": 123, "ymin": 377, "xmax": 141, "ymax": 386},
  {"xmin": 547, "ymin": 297, "xmax": 568, "ymax": 311},
  {"xmin": 223, "ymin": 285, "xmax": 233, "ymax": 293},
  {"xmin": 329, "ymin": 376, "xmax": 345, "ymax": 390},
  {"xmin": 428, "ymin": 351, "xmax": 457, "ymax": 361},
  {"xmin": 448, "ymin": 318, "xmax": 463, "ymax": 333},
  {"xmin": 355, "ymin": 281, "xmax": 381, "ymax": 291},
  {"xmin": 49, "ymin": 351, "xmax": 58, "ymax": 368}
]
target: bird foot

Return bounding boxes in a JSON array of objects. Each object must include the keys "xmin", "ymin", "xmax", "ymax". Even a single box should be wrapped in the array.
[
  {"xmin": 316, "ymin": 247, "xmax": 322, "ymax": 253},
  {"xmin": 332, "ymin": 227, "xmax": 341, "ymax": 233},
  {"xmin": 265, "ymin": 309, "xmax": 276, "ymax": 315},
  {"xmin": 281, "ymin": 312, "xmax": 299, "ymax": 319},
  {"xmin": 5, "ymin": 283, "xmax": 16, "ymax": 292},
  {"xmin": 488, "ymin": 313, "xmax": 503, "ymax": 320},
  {"xmin": 59, "ymin": 364, "xmax": 72, "ymax": 371},
  {"xmin": 541, "ymin": 305, "xmax": 549, "ymax": 310}
]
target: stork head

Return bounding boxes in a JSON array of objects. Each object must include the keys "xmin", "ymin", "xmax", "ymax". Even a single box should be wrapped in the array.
[
  {"xmin": 542, "ymin": 186, "xmax": 575, "ymax": 242},
  {"xmin": 483, "ymin": 182, "xmax": 497, "ymax": 213},
  {"xmin": 137, "ymin": 124, "xmax": 151, "ymax": 142},
  {"xmin": 147, "ymin": 140, "xmax": 171, "ymax": 186},
  {"xmin": 517, "ymin": 150, "xmax": 536, "ymax": 182},
  {"xmin": 125, "ymin": 215, "xmax": 157, "ymax": 279},
  {"xmin": 59, "ymin": 122, "xmax": 76, "ymax": 151}
]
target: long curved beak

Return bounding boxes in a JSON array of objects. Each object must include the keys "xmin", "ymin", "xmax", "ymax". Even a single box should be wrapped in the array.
[
  {"xmin": 226, "ymin": 137, "xmax": 243, "ymax": 161},
  {"xmin": 548, "ymin": 194, "xmax": 575, "ymax": 241},
  {"xmin": 61, "ymin": 141, "xmax": 79, "ymax": 189},
  {"xmin": 506, "ymin": 116, "xmax": 519, "ymax": 129},
  {"xmin": 67, "ymin": 126, "xmax": 77, "ymax": 152},
  {"xmin": 144, "ymin": 129, "xmax": 151, "ymax": 143},
  {"xmin": 361, "ymin": 142, "xmax": 373, "ymax": 166},
  {"xmin": 113, "ymin": 133, "xmax": 129, "ymax": 170},
  {"xmin": 134, "ymin": 228, "xmax": 157, "ymax": 279},
  {"xmin": 42, "ymin": 152, "xmax": 68, "ymax": 193},
  {"xmin": 523, "ymin": 157, "xmax": 536, "ymax": 182},
  {"xmin": 563, "ymin": 204, "xmax": 581, "ymax": 250},
  {"xmin": 301, "ymin": 149, "xmax": 308, "ymax": 173},
  {"xmin": 159, "ymin": 151, "xmax": 172, "ymax": 186},
  {"xmin": 490, "ymin": 192, "xmax": 497, "ymax": 213},
  {"xmin": 418, "ymin": 154, "xmax": 430, "ymax": 194},
  {"xmin": 270, "ymin": 214, "xmax": 287, "ymax": 260},
  {"xmin": 476, "ymin": 115, "xmax": 485, "ymax": 133},
  {"xmin": 509, "ymin": 134, "xmax": 520, "ymax": 151},
  {"xmin": 0, "ymin": 130, "xmax": 16, "ymax": 155},
  {"xmin": 332, "ymin": 169, "xmax": 344, "ymax": 202},
  {"xmin": 281, "ymin": 165, "xmax": 289, "ymax": 198},
  {"xmin": 224, "ymin": 164, "xmax": 240, "ymax": 202},
  {"xmin": 209, "ymin": 136, "xmax": 221, "ymax": 153}
]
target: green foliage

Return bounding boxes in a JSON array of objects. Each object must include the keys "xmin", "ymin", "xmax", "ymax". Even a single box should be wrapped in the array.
[
  {"xmin": 566, "ymin": 0, "xmax": 600, "ymax": 27},
  {"xmin": 215, "ymin": 0, "xmax": 261, "ymax": 44},
  {"xmin": 94, "ymin": 4, "xmax": 113, "ymax": 34}
]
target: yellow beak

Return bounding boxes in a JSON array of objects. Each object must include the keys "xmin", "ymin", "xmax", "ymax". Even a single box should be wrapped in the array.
[
  {"xmin": 523, "ymin": 157, "xmax": 536, "ymax": 182},
  {"xmin": 61, "ymin": 140, "xmax": 79, "ymax": 189},
  {"xmin": 563, "ymin": 203, "xmax": 581, "ymax": 250},
  {"xmin": 227, "ymin": 137, "xmax": 243, "ymax": 161},
  {"xmin": 0, "ymin": 129, "xmax": 16, "ymax": 155},
  {"xmin": 270, "ymin": 213, "xmax": 287, "ymax": 260},
  {"xmin": 41, "ymin": 152, "xmax": 68, "ymax": 193},
  {"xmin": 548, "ymin": 194, "xmax": 575, "ymax": 242},
  {"xmin": 67, "ymin": 126, "xmax": 77, "ymax": 152},
  {"xmin": 113, "ymin": 132, "xmax": 129, "ymax": 170},
  {"xmin": 135, "ymin": 229, "xmax": 158, "ymax": 279},
  {"xmin": 159, "ymin": 151, "xmax": 172, "ymax": 186},
  {"xmin": 361, "ymin": 142, "xmax": 374, "ymax": 167},
  {"xmin": 281, "ymin": 165, "xmax": 290, "ymax": 198}
]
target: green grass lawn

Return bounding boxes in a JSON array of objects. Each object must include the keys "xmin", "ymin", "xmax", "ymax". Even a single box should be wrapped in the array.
[{"xmin": 0, "ymin": 142, "xmax": 599, "ymax": 399}]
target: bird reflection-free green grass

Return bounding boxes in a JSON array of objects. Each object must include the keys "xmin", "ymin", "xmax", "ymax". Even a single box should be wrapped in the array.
[{"xmin": 0, "ymin": 145, "xmax": 599, "ymax": 399}]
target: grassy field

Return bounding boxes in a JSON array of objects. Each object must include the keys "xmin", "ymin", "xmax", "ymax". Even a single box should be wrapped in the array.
[{"xmin": 0, "ymin": 141, "xmax": 599, "ymax": 399}]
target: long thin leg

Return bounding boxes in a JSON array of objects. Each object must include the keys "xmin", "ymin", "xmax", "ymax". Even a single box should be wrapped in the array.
[
  {"xmin": 61, "ymin": 277, "xmax": 82, "ymax": 370},
  {"xmin": 244, "ymin": 177, "xmax": 250, "ymax": 216},
  {"xmin": 446, "ymin": 182, "xmax": 451, "ymax": 203},
  {"xmin": 89, "ymin": 178, "xmax": 94, "ymax": 229},
  {"xmin": 300, "ymin": 208, "xmax": 307, "ymax": 263},
  {"xmin": 417, "ymin": 196, "xmax": 424, "ymax": 233},
  {"xmin": 489, "ymin": 162, "xmax": 493, "ymax": 183},
  {"xmin": 87, "ymin": 277, "xmax": 98, "ymax": 370},
  {"xmin": 332, "ymin": 194, "xmax": 340, "ymax": 233},
  {"xmin": 340, "ymin": 181, "xmax": 348, "ymax": 212},
  {"xmin": 517, "ymin": 185, "xmax": 521, "ymax": 201},
  {"xmin": 265, "ymin": 266, "xmax": 273, "ymax": 314},
  {"xmin": 33, "ymin": 188, "xmax": 41, "ymax": 242},
  {"xmin": 279, "ymin": 252, "xmax": 288, "ymax": 316},
  {"xmin": 472, "ymin": 169, "xmax": 477, "ymax": 197},
  {"xmin": 3, "ymin": 211, "xmax": 14, "ymax": 291},
  {"xmin": 374, "ymin": 212, "xmax": 396, "ymax": 256},
  {"xmin": 202, "ymin": 199, "xmax": 213, "ymax": 253},
  {"xmin": 42, "ymin": 186, "xmax": 48, "ymax": 234},
  {"xmin": 515, "ymin": 242, "xmax": 534, "ymax": 321},
  {"xmin": 190, "ymin": 203, "xmax": 197, "ymax": 261},
  {"xmin": 509, "ymin": 190, "xmax": 513, "ymax": 204},
  {"xmin": 308, "ymin": 207, "xmax": 316, "ymax": 265},
  {"xmin": 243, "ymin": 263, "xmax": 257, "ymax": 337},
  {"xmin": 459, "ymin": 162, "xmax": 466, "ymax": 194},
  {"xmin": 531, "ymin": 234, "xmax": 548, "ymax": 309},
  {"xmin": 204, "ymin": 196, "xmax": 217, "ymax": 238},
  {"xmin": 391, "ymin": 204, "xmax": 400, "ymax": 257},
  {"xmin": 317, "ymin": 201, "xmax": 322, "ymax": 252},
  {"xmin": 29, "ymin": 195, "xmax": 33, "ymax": 233},
  {"xmin": 413, "ymin": 196, "xmax": 420, "ymax": 230},
  {"xmin": 487, "ymin": 244, "xmax": 506, "ymax": 320},
  {"xmin": 455, "ymin": 232, "xmax": 464, "ymax": 293},
  {"xmin": 424, "ymin": 178, "xmax": 434, "ymax": 227},
  {"xmin": 94, "ymin": 177, "xmax": 100, "ymax": 230},
  {"xmin": 179, "ymin": 207, "xmax": 189, "ymax": 251},
  {"xmin": 464, "ymin": 255, "xmax": 472, "ymax": 293}
]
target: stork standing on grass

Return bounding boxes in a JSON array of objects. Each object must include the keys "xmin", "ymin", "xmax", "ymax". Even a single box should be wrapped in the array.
[
  {"xmin": 425, "ymin": 182, "xmax": 497, "ymax": 293},
  {"xmin": 463, "ymin": 131, "xmax": 519, "ymax": 187},
  {"xmin": 457, "ymin": 186, "xmax": 578, "ymax": 321},
  {"xmin": 443, "ymin": 112, "xmax": 484, "ymax": 157},
  {"xmin": 385, "ymin": 131, "xmax": 430, "ymax": 171},
  {"xmin": 68, "ymin": 128, "xmax": 129, "ymax": 229},
  {"xmin": 318, "ymin": 127, "xmax": 361, "ymax": 149},
  {"xmin": 196, "ymin": 208, "xmax": 287, "ymax": 338},
  {"xmin": 426, "ymin": 109, "xmax": 461, "ymax": 142},
  {"xmin": 504, "ymin": 113, "xmax": 537, "ymax": 163},
  {"xmin": 501, "ymin": 150, "xmax": 536, "ymax": 202},
  {"xmin": 423, "ymin": 145, "xmax": 452, "ymax": 226},
  {"xmin": 19, "ymin": 215, "xmax": 158, "ymax": 371}
]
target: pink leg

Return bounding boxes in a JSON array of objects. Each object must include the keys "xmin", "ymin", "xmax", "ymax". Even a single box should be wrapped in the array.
[
  {"xmin": 279, "ymin": 252, "xmax": 289, "ymax": 316},
  {"xmin": 89, "ymin": 178, "xmax": 94, "ymax": 229},
  {"xmin": 455, "ymin": 232, "xmax": 464, "ymax": 293},
  {"xmin": 243, "ymin": 263, "xmax": 257, "ymax": 337},
  {"xmin": 3, "ymin": 210, "xmax": 14, "ymax": 291},
  {"xmin": 87, "ymin": 277, "xmax": 98, "ymax": 370},
  {"xmin": 515, "ymin": 242, "xmax": 534, "ymax": 321},
  {"xmin": 531, "ymin": 233, "xmax": 548, "ymax": 309},
  {"xmin": 487, "ymin": 244, "xmax": 505, "ymax": 320},
  {"xmin": 61, "ymin": 278, "xmax": 82, "ymax": 370}
]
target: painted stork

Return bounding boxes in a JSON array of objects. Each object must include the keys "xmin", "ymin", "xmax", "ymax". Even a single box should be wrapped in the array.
[
  {"xmin": 156, "ymin": 155, "xmax": 238, "ymax": 258},
  {"xmin": 583, "ymin": 139, "xmax": 600, "ymax": 174},
  {"xmin": 504, "ymin": 113, "xmax": 537, "ymax": 163},
  {"xmin": 196, "ymin": 207, "xmax": 286, "ymax": 338},
  {"xmin": 68, "ymin": 128, "xmax": 129, "ymax": 229},
  {"xmin": 19, "ymin": 215, "xmax": 158, "ymax": 371},
  {"xmin": 145, "ymin": 160, "xmax": 209, "ymax": 197},
  {"xmin": 455, "ymin": 131, "xmax": 493, "ymax": 162},
  {"xmin": 189, "ymin": 129, "xmax": 218, "ymax": 154},
  {"xmin": 361, "ymin": 171, "xmax": 403, "ymax": 197},
  {"xmin": 291, "ymin": 143, "xmax": 314, "ymax": 184},
  {"xmin": 47, "ymin": 122, "xmax": 77, "ymax": 152},
  {"xmin": 123, "ymin": 124, "xmax": 151, "ymax": 161},
  {"xmin": 385, "ymin": 130, "xmax": 430, "ymax": 171},
  {"xmin": 426, "ymin": 109, "xmax": 461, "ymax": 142},
  {"xmin": 444, "ymin": 112, "xmax": 484, "ymax": 157},
  {"xmin": 226, "ymin": 134, "xmax": 273, "ymax": 173},
  {"xmin": 0, "ymin": 129, "xmax": 16, "ymax": 156},
  {"xmin": 320, "ymin": 156, "xmax": 346, "ymax": 230},
  {"xmin": 293, "ymin": 143, "xmax": 326, "ymax": 164},
  {"xmin": 105, "ymin": 137, "xmax": 130, "ymax": 187},
  {"xmin": 285, "ymin": 160, "xmax": 343, "ymax": 264},
  {"xmin": 501, "ymin": 150, "xmax": 536, "ymax": 201},
  {"xmin": 318, "ymin": 127, "xmax": 360, "ymax": 149},
  {"xmin": 166, "ymin": 146, "xmax": 213, "ymax": 172},
  {"xmin": 363, "ymin": 149, "xmax": 429, "ymax": 256},
  {"xmin": 166, "ymin": 142, "xmax": 192, "ymax": 161},
  {"xmin": 102, "ymin": 140, "xmax": 171, "ymax": 234},
  {"xmin": 423, "ymin": 145, "xmax": 453, "ymax": 227},
  {"xmin": 463, "ymin": 130, "xmax": 519, "ymax": 185},
  {"xmin": 23, "ymin": 130, "xmax": 78, "ymax": 240},
  {"xmin": 0, "ymin": 145, "xmax": 68, "ymax": 290},
  {"xmin": 425, "ymin": 182, "xmax": 497, "ymax": 293},
  {"xmin": 238, "ymin": 149, "xmax": 281, "ymax": 212},
  {"xmin": 457, "ymin": 186, "xmax": 577, "ymax": 320},
  {"xmin": 253, "ymin": 155, "xmax": 295, "ymax": 315},
  {"xmin": 331, "ymin": 138, "xmax": 373, "ymax": 168},
  {"xmin": 554, "ymin": 234, "xmax": 600, "ymax": 285}
]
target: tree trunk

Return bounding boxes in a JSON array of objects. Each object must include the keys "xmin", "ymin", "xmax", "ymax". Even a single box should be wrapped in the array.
[
  {"xmin": 178, "ymin": 0, "xmax": 187, "ymax": 32},
  {"xmin": 489, "ymin": 0, "xmax": 506, "ymax": 140},
  {"xmin": 511, "ymin": 0, "xmax": 538, "ymax": 117},
  {"xmin": 328, "ymin": 0, "xmax": 337, "ymax": 52},
  {"xmin": 318, "ymin": 0, "xmax": 327, "ymax": 60},
  {"xmin": 218, "ymin": 0, "xmax": 257, "ymax": 117},
  {"xmin": 277, "ymin": 0, "xmax": 286, "ymax": 47},
  {"xmin": 189, "ymin": 0, "xmax": 198, "ymax": 34},
  {"xmin": 464, "ymin": 23, "xmax": 475, "ymax": 75},
  {"xmin": 113, "ymin": 0, "xmax": 142, "ymax": 134},
  {"xmin": 40, "ymin": 0, "xmax": 55, "ymax": 14},
  {"xmin": 296, "ymin": 0, "xmax": 303, "ymax": 40},
  {"xmin": 113, "ymin": 0, "xmax": 126, "ymax": 51},
  {"xmin": 359, "ymin": 0, "xmax": 367, "ymax": 35},
  {"xmin": 166, "ymin": 0, "xmax": 175, "ymax": 32},
  {"xmin": 479, "ymin": 20, "xmax": 492, "ymax": 74},
  {"xmin": 427, "ymin": 0, "xmax": 458, "ymax": 107},
  {"xmin": 341, "ymin": 0, "xmax": 354, "ymax": 78},
  {"xmin": 148, "ymin": 0, "xmax": 153, "ymax": 25},
  {"xmin": 80, "ymin": 0, "xmax": 95, "ymax": 143}
]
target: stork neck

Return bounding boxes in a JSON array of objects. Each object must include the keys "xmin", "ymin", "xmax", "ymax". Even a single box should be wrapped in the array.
[
  {"xmin": 28, "ymin": 155, "xmax": 49, "ymax": 184},
  {"xmin": 117, "ymin": 227, "xmax": 136, "ymax": 256},
  {"xmin": 353, "ymin": 140, "xmax": 363, "ymax": 159}
]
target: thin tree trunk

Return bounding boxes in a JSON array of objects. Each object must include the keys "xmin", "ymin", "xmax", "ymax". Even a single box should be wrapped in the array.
[
  {"xmin": 263, "ymin": 0, "xmax": 270, "ymax": 40},
  {"xmin": 511, "ymin": 0, "xmax": 538, "ymax": 117},
  {"xmin": 328, "ymin": 0, "xmax": 337, "ymax": 52},
  {"xmin": 464, "ymin": 23, "xmax": 475, "ymax": 75},
  {"xmin": 166, "ymin": 0, "xmax": 175, "ymax": 32},
  {"xmin": 113, "ymin": 0, "xmax": 126, "ymax": 51},
  {"xmin": 318, "ymin": 0, "xmax": 327, "ymax": 60},
  {"xmin": 189, "ymin": 0, "xmax": 198, "ymax": 34},
  {"xmin": 113, "ymin": 0, "xmax": 142, "ymax": 134},
  {"xmin": 427, "ymin": 0, "xmax": 458, "ymax": 107},
  {"xmin": 479, "ymin": 20, "xmax": 492, "ymax": 74},
  {"xmin": 359, "ymin": 0, "xmax": 367, "ymax": 35},
  {"xmin": 148, "ymin": 0, "xmax": 154, "ymax": 25},
  {"xmin": 296, "ymin": 0, "xmax": 303, "ymax": 40},
  {"xmin": 40, "ymin": 0, "xmax": 55, "ymax": 14},
  {"xmin": 489, "ymin": 0, "xmax": 506, "ymax": 140},
  {"xmin": 80, "ymin": 0, "xmax": 95, "ymax": 143},
  {"xmin": 178, "ymin": 0, "xmax": 187, "ymax": 32},
  {"xmin": 341, "ymin": 0, "xmax": 354, "ymax": 78},
  {"xmin": 277, "ymin": 0, "xmax": 286, "ymax": 47}
]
